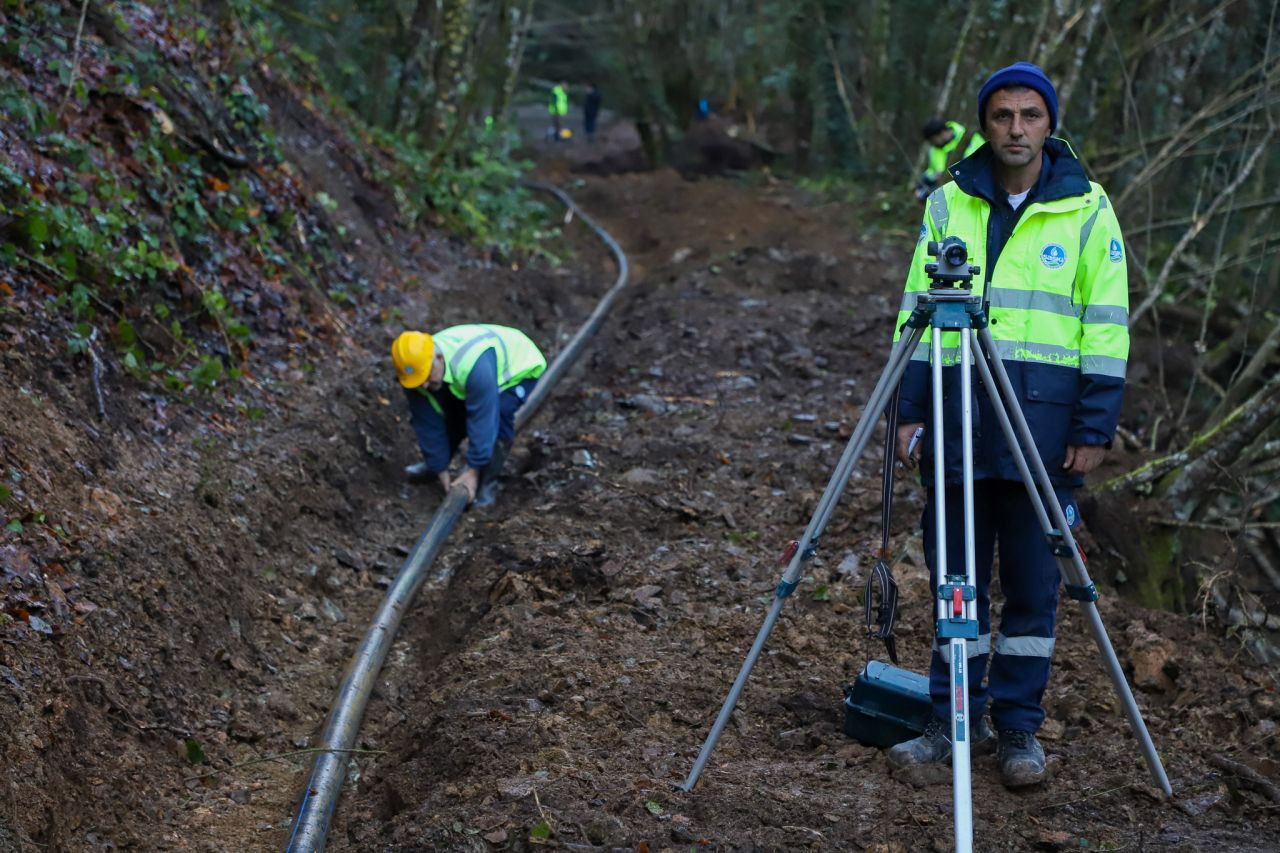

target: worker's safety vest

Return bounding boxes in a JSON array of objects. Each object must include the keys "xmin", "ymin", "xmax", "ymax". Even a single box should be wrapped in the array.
[
  {"xmin": 898, "ymin": 177, "xmax": 1128, "ymax": 381},
  {"xmin": 928, "ymin": 120, "xmax": 985, "ymax": 178},
  {"xmin": 421, "ymin": 324, "xmax": 547, "ymax": 407},
  {"xmin": 549, "ymin": 86, "xmax": 568, "ymax": 117}
]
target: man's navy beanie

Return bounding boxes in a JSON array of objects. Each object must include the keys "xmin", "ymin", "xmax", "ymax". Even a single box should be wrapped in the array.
[{"xmin": 977, "ymin": 62, "xmax": 1059, "ymax": 133}]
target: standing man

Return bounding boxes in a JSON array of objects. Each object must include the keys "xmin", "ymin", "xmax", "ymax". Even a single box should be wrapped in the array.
[
  {"xmin": 886, "ymin": 62, "xmax": 1129, "ymax": 788},
  {"xmin": 583, "ymin": 82, "xmax": 603, "ymax": 142},
  {"xmin": 392, "ymin": 324, "xmax": 546, "ymax": 506},
  {"xmin": 916, "ymin": 117, "xmax": 985, "ymax": 200},
  {"xmin": 549, "ymin": 82, "xmax": 569, "ymax": 141}
]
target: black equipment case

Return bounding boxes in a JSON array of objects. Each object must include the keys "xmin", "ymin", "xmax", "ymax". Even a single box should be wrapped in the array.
[{"xmin": 842, "ymin": 660, "xmax": 933, "ymax": 747}]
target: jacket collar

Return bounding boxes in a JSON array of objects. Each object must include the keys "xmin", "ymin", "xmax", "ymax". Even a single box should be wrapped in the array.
[{"xmin": 949, "ymin": 137, "xmax": 1091, "ymax": 207}]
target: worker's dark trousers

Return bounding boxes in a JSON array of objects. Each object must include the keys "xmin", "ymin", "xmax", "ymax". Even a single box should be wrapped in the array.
[
  {"xmin": 434, "ymin": 377, "xmax": 539, "ymax": 460},
  {"xmin": 922, "ymin": 479, "xmax": 1079, "ymax": 734}
]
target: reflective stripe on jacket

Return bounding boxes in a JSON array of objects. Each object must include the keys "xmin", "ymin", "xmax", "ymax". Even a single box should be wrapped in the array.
[
  {"xmin": 424, "ymin": 324, "xmax": 547, "ymax": 406},
  {"xmin": 894, "ymin": 138, "xmax": 1129, "ymax": 487},
  {"xmin": 927, "ymin": 120, "xmax": 986, "ymax": 179}
]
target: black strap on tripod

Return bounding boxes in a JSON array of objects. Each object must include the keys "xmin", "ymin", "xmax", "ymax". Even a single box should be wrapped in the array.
[{"xmin": 865, "ymin": 385, "xmax": 901, "ymax": 664}]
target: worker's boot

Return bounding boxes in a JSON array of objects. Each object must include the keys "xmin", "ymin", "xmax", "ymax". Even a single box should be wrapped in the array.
[
  {"xmin": 474, "ymin": 439, "xmax": 512, "ymax": 507},
  {"xmin": 886, "ymin": 716, "xmax": 994, "ymax": 769},
  {"xmin": 404, "ymin": 461, "xmax": 432, "ymax": 482},
  {"xmin": 997, "ymin": 729, "xmax": 1047, "ymax": 788}
]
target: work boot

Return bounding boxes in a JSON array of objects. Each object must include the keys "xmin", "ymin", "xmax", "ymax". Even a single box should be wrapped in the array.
[
  {"xmin": 474, "ymin": 473, "xmax": 499, "ymax": 507},
  {"xmin": 474, "ymin": 439, "xmax": 512, "ymax": 507},
  {"xmin": 997, "ymin": 729, "xmax": 1047, "ymax": 788},
  {"xmin": 886, "ymin": 716, "xmax": 994, "ymax": 769},
  {"xmin": 404, "ymin": 461, "xmax": 432, "ymax": 482}
]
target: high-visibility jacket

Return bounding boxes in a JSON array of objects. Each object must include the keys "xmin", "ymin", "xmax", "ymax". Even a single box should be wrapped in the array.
[
  {"xmin": 423, "ymin": 324, "xmax": 546, "ymax": 406},
  {"xmin": 927, "ymin": 120, "xmax": 985, "ymax": 180},
  {"xmin": 549, "ymin": 85, "xmax": 568, "ymax": 117},
  {"xmin": 894, "ymin": 137, "xmax": 1129, "ymax": 487}
]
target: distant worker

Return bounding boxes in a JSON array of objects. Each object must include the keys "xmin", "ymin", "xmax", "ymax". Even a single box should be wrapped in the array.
[
  {"xmin": 392, "ymin": 325, "xmax": 546, "ymax": 506},
  {"xmin": 916, "ymin": 117, "xmax": 984, "ymax": 200},
  {"xmin": 549, "ymin": 82, "xmax": 569, "ymax": 141},
  {"xmin": 696, "ymin": 98, "xmax": 710, "ymax": 122},
  {"xmin": 583, "ymin": 82, "xmax": 603, "ymax": 142}
]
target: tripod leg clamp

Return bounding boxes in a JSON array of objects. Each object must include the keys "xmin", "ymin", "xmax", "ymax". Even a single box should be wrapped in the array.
[
  {"xmin": 1046, "ymin": 530, "xmax": 1074, "ymax": 557},
  {"xmin": 773, "ymin": 537, "xmax": 820, "ymax": 598},
  {"xmin": 1065, "ymin": 581, "xmax": 1100, "ymax": 602},
  {"xmin": 937, "ymin": 576, "xmax": 978, "ymax": 639},
  {"xmin": 937, "ymin": 618, "xmax": 980, "ymax": 640}
]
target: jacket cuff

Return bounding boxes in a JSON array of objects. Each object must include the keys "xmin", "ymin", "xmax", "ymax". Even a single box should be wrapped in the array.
[
  {"xmin": 1066, "ymin": 428, "xmax": 1111, "ymax": 447},
  {"xmin": 899, "ymin": 401, "xmax": 927, "ymax": 423}
]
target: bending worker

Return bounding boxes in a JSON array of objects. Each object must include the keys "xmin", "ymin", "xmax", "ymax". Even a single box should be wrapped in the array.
[
  {"xmin": 392, "ymin": 324, "xmax": 546, "ymax": 506},
  {"xmin": 887, "ymin": 62, "xmax": 1129, "ymax": 788},
  {"xmin": 916, "ymin": 117, "xmax": 984, "ymax": 200}
]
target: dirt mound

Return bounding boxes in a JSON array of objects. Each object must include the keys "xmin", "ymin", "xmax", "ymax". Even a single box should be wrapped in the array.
[{"xmin": 673, "ymin": 117, "xmax": 777, "ymax": 177}]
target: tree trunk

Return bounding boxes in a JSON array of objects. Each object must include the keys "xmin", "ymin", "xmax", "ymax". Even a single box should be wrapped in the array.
[
  {"xmin": 420, "ymin": 0, "xmax": 474, "ymax": 140},
  {"xmin": 788, "ymin": 6, "xmax": 815, "ymax": 174},
  {"xmin": 934, "ymin": 1, "xmax": 978, "ymax": 117},
  {"xmin": 498, "ymin": 0, "xmax": 536, "ymax": 121},
  {"xmin": 391, "ymin": 0, "xmax": 438, "ymax": 133},
  {"xmin": 1055, "ymin": 1, "xmax": 1103, "ymax": 130}
]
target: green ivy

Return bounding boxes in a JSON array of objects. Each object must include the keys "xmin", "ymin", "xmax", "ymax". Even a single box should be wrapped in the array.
[{"xmin": 370, "ymin": 121, "xmax": 558, "ymax": 259}]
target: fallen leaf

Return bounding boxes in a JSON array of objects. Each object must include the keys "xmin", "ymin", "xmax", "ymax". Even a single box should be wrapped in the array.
[{"xmin": 184, "ymin": 737, "xmax": 207, "ymax": 765}]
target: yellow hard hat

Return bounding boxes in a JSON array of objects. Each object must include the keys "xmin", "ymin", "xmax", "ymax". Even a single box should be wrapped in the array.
[{"xmin": 391, "ymin": 331, "xmax": 434, "ymax": 389}]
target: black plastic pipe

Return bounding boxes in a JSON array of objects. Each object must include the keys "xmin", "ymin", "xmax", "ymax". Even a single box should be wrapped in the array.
[{"xmin": 284, "ymin": 183, "xmax": 628, "ymax": 852}]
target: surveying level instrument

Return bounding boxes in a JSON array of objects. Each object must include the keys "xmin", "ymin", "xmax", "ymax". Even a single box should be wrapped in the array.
[{"xmin": 681, "ymin": 237, "xmax": 1172, "ymax": 853}]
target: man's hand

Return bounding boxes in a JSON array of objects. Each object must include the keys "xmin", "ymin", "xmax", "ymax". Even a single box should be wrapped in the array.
[
  {"xmin": 452, "ymin": 467, "xmax": 479, "ymax": 503},
  {"xmin": 1063, "ymin": 445, "xmax": 1106, "ymax": 476},
  {"xmin": 437, "ymin": 469, "xmax": 478, "ymax": 503},
  {"xmin": 896, "ymin": 422, "xmax": 925, "ymax": 468}
]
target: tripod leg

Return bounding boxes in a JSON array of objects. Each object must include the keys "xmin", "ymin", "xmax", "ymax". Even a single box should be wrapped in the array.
[
  {"xmin": 971, "ymin": 329, "xmax": 1172, "ymax": 796},
  {"xmin": 680, "ymin": 325, "xmax": 925, "ymax": 792},
  {"xmin": 930, "ymin": 329, "xmax": 976, "ymax": 852},
  {"xmin": 950, "ymin": 329, "xmax": 977, "ymax": 851}
]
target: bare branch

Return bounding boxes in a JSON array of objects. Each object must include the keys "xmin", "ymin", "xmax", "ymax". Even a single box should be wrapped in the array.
[{"xmin": 1130, "ymin": 128, "xmax": 1275, "ymax": 328}]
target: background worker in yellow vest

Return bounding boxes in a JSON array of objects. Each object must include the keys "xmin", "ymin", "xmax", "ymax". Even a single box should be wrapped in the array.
[
  {"xmin": 916, "ymin": 117, "xmax": 985, "ymax": 201},
  {"xmin": 392, "ymin": 325, "xmax": 546, "ymax": 506},
  {"xmin": 888, "ymin": 62, "xmax": 1129, "ymax": 788},
  {"xmin": 549, "ymin": 82, "xmax": 569, "ymax": 141}
]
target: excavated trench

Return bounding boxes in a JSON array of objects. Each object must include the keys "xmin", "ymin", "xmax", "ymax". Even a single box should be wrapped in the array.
[{"xmin": 284, "ymin": 185, "xmax": 630, "ymax": 850}]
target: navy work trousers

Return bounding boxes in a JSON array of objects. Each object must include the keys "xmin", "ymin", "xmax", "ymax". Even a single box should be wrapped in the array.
[{"xmin": 923, "ymin": 479, "xmax": 1079, "ymax": 733}]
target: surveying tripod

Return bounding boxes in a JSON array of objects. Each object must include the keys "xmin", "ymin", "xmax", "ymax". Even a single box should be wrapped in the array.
[{"xmin": 681, "ymin": 237, "xmax": 1172, "ymax": 852}]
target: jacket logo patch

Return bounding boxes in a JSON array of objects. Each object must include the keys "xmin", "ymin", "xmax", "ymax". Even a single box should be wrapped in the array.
[
  {"xmin": 1109, "ymin": 237, "xmax": 1123, "ymax": 264},
  {"xmin": 1040, "ymin": 243, "xmax": 1067, "ymax": 269},
  {"xmin": 919, "ymin": 223, "xmax": 928, "ymax": 242}
]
